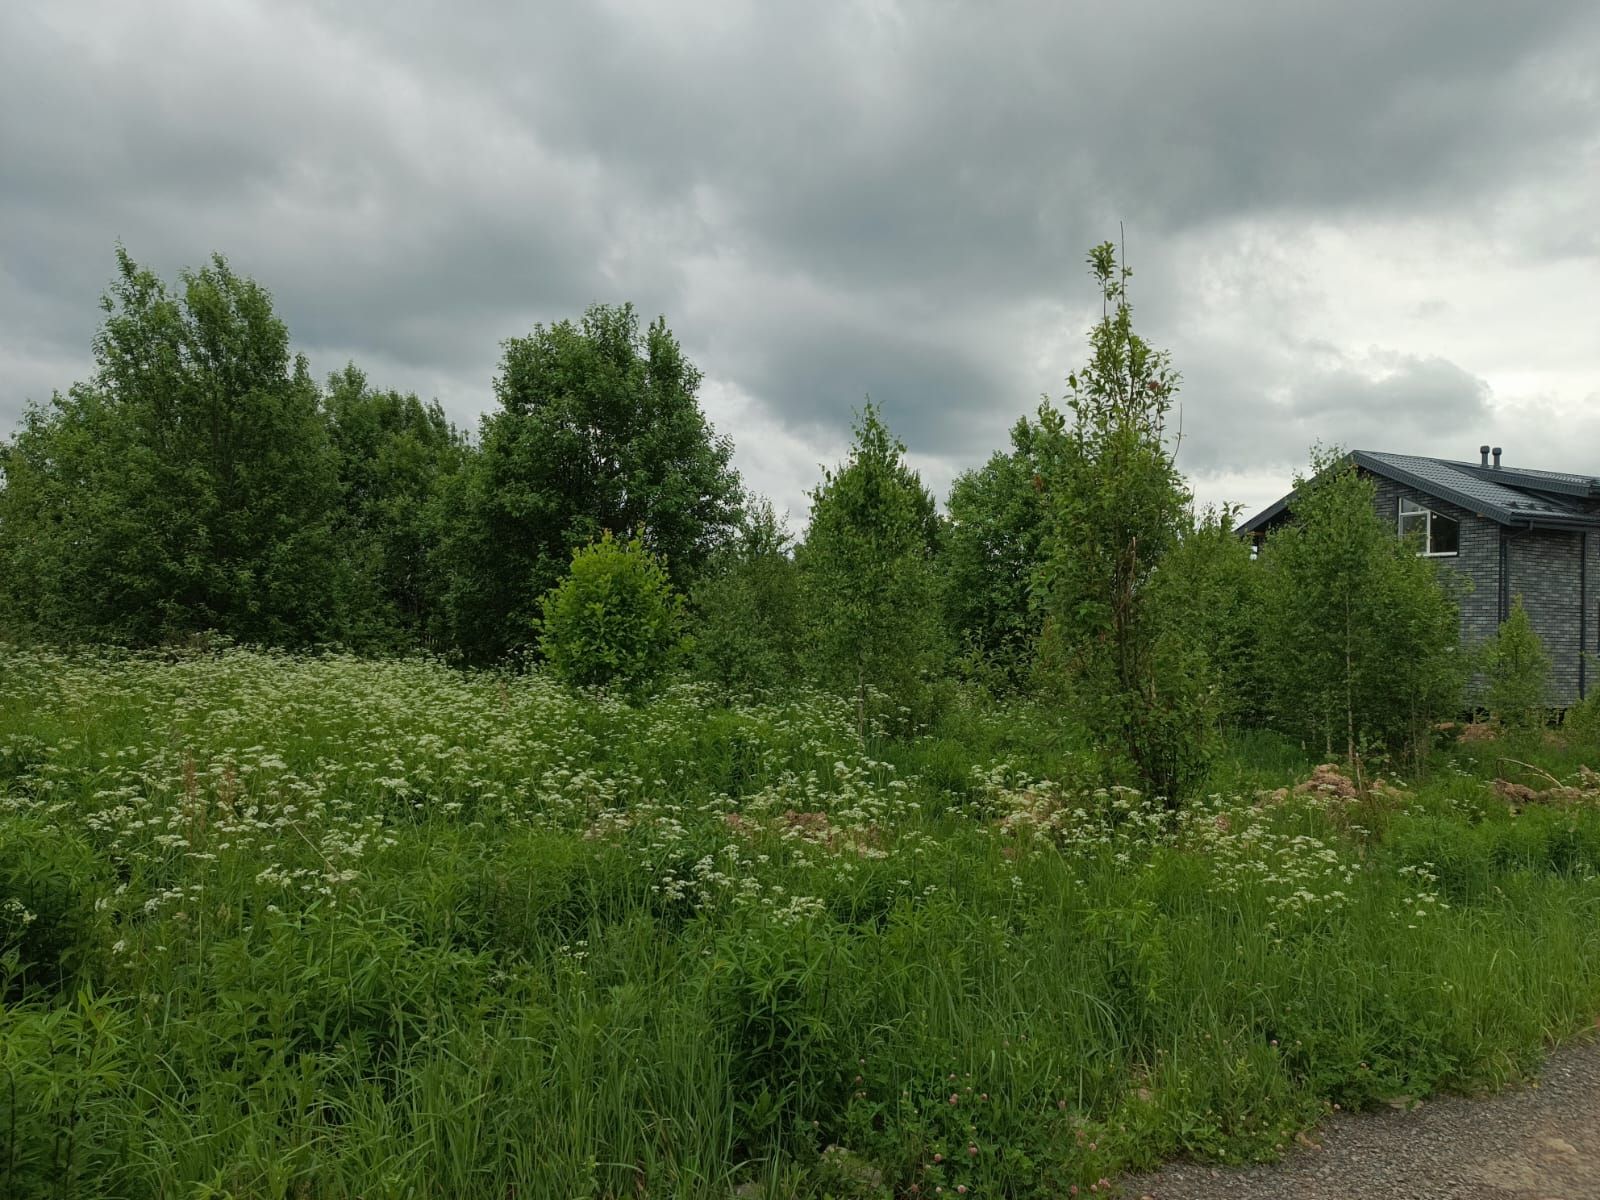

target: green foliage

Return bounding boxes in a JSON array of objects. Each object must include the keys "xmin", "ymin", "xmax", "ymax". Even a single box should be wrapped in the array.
[
  {"xmin": 537, "ymin": 530, "xmax": 686, "ymax": 692},
  {"xmin": 942, "ymin": 416, "xmax": 1049, "ymax": 689},
  {"xmin": 1034, "ymin": 243, "xmax": 1212, "ymax": 803},
  {"xmin": 0, "ymin": 818, "xmax": 104, "ymax": 1002},
  {"xmin": 1154, "ymin": 506, "xmax": 1267, "ymax": 727},
  {"xmin": 323, "ymin": 365, "xmax": 468, "ymax": 652},
  {"xmin": 14, "ymin": 243, "xmax": 1600, "ymax": 1197},
  {"xmin": 1256, "ymin": 448, "xmax": 1464, "ymax": 765},
  {"xmin": 1565, "ymin": 687, "xmax": 1600, "ymax": 743},
  {"xmin": 3, "ymin": 645, "xmax": 1600, "ymax": 1196},
  {"xmin": 688, "ymin": 500, "xmax": 805, "ymax": 692},
  {"xmin": 0, "ymin": 249, "xmax": 341, "ymax": 647},
  {"xmin": 0, "ymin": 990, "xmax": 135, "ymax": 1199},
  {"xmin": 1482, "ymin": 596, "xmax": 1552, "ymax": 734},
  {"xmin": 799, "ymin": 402, "xmax": 946, "ymax": 731},
  {"xmin": 436, "ymin": 304, "xmax": 742, "ymax": 663},
  {"xmin": 1388, "ymin": 804, "xmax": 1600, "ymax": 905},
  {"xmin": 710, "ymin": 913, "xmax": 859, "ymax": 1159}
]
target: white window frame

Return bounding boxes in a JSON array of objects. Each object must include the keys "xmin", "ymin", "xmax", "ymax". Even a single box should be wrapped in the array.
[{"xmin": 1397, "ymin": 497, "xmax": 1460, "ymax": 557}]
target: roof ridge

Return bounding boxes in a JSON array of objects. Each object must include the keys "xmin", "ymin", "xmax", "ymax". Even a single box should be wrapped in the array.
[{"xmin": 1362, "ymin": 450, "xmax": 1599, "ymax": 496}]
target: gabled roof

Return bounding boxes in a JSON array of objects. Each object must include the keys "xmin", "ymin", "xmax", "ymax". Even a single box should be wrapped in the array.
[{"xmin": 1239, "ymin": 450, "xmax": 1600, "ymax": 535}]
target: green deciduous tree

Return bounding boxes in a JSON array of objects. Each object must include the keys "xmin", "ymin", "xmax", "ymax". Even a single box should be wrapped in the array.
[
  {"xmin": 1483, "ymin": 595, "xmax": 1551, "ymax": 735},
  {"xmin": 1034, "ymin": 243, "xmax": 1211, "ymax": 804},
  {"xmin": 1257, "ymin": 448, "xmax": 1463, "ymax": 768},
  {"xmin": 941, "ymin": 415, "xmax": 1048, "ymax": 689},
  {"xmin": 1153, "ymin": 505, "xmax": 1267, "ymax": 728},
  {"xmin": 0, "ymin": 249, "xmax": 341, "ymax": 646},
  {"xmin": 537, "ymin": 530, "xmax": 686, "ymax": 693},
  {"xmin": 1, "ymin": 392, "xmax": 132, "ymax": 639},
  {"xmin": 437, "ymin": 304, "xmax": 742, "ymax": 662},
  {"xmin": 323, "ymin": 365, "xmax": 467, "ymax": 652},
  {"xmin": 688, "ymin": 499, "xmax": 804, "ymax": 693},
  {"xmin": 799, "ymin": 403, "xmax": 945, "ymax": 735}
]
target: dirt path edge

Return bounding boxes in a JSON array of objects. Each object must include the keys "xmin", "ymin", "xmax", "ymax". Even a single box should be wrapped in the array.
[{"xmin": 1122, "ymin": 1033, "xmax": 1600, "ymax": 1199}]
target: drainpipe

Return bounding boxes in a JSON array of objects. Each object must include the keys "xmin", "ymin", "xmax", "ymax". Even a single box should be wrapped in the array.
[{"xmin": 1498, "ymin": 530, "xmax": 1509, "ymax": 622}]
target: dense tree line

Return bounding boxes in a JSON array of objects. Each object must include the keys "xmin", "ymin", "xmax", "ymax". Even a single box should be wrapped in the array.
[
  {"xmin": 0, "ymin": 252, "xmax": 742, "ymax": 665},
  {"xmin": 2, "ymin": 245, "xmax": 1506, "ymax": 799}
]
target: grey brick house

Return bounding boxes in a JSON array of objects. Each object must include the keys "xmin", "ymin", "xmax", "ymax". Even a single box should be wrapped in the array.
[{"xmin": 1239, "ymin": 447, "xmax": 1600, "ymax": 704}]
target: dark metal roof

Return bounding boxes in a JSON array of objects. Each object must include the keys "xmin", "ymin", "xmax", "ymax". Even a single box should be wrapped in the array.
[
  {"xmin": 1239, "ymin": 450, "xmax": 1600, "ymax": 535},
  {"xmin": 1439, "ymin": 460, "xmax": 1600, "ymax": 498}
]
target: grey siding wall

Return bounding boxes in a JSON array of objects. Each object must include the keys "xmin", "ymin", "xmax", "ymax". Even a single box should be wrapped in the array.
[
  {"xmin": 1366, "ymin": 476, "xmax": 1501, "ymax": 676},
  {"xmin": 1505, "ymin": 529, "xmax": 1591, "ymax": 705}
]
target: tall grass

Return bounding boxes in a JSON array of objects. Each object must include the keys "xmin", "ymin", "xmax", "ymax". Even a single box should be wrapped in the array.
[{"xmin": 1, "ymin": 644, "xmax": 1598, "ymax": 1197}]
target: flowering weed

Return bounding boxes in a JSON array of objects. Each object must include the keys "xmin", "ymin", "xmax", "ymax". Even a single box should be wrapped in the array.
[{"xmin": 1, "ymin": 644, "xmax": 1599, "ymax": 1197}]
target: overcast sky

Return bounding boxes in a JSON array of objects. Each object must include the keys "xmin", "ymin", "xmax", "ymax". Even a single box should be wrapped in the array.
[{"xmin": 4, "ymin": 0, "xmax": 1598, "ymax": 523}]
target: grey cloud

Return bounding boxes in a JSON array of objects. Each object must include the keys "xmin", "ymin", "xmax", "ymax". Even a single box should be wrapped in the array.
[
  {"xmin": 726, "ymin": 314, "xmax": 1012, "ymax": 454},
  {"xmin": 1281, "ymin": 355, "xmax": 1493, "ymax": 461},
  {"xmin": 3, "ymin": 0, "xmax": 1599, "ymax": 510},
  {"xmin": 1175, "ymin": 347, "xmax": 1494, "ymax": 474}
]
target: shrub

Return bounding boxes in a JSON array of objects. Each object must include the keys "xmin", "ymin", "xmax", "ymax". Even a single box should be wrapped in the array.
[
  {"xmin": 1483, "ymin": 596, "xmax": 1551, "ymax": 734},
  {"xmin": 537, "ymin": 530, "xmax": 686, "ymax": 693},
  {"xmin": 1565, "ymin": 687, "xmax": 1600, "ymax": 742}
]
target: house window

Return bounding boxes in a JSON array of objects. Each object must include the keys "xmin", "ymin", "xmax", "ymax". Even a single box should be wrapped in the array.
[{"xmin": 1398, "ymin": 497, "xmax": 1460, "ymax": 555}]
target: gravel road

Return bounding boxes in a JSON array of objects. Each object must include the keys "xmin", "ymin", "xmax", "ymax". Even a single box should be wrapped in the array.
[{"xmin": 1124, "ymin": 1034, "xmax": 1600, "ymax": 1199}]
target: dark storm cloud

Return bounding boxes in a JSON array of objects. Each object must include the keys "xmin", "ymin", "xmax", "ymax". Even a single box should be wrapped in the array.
[
  {"xmin": 329, "ymin": 0, "xmax": 1597, "ymax": 282},
  {"xmin": 729, "ymin": 313, "xmax": 1012, "ymax": 451},
  {"xmin": 0, "ymin": 2, "xmax": 635, "ymax": 409},
  {"xmin": 3, "ymin": 0, "xmax": 1598, "ymax": 514}
]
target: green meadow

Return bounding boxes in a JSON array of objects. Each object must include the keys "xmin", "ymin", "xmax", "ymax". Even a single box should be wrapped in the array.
[{"xmin": 4, "ymin": 645, "xmax": 1599, "ymax": 1198}]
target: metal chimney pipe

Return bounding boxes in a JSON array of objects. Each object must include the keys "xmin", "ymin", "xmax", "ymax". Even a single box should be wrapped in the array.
[
  {"xmin": 1480, "ymin": 444, "xmax": 1491, "ymax": 466},
  {"xmin": 1492, "ymin": 446, "xmax": 1502, "ymax": 468}
]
